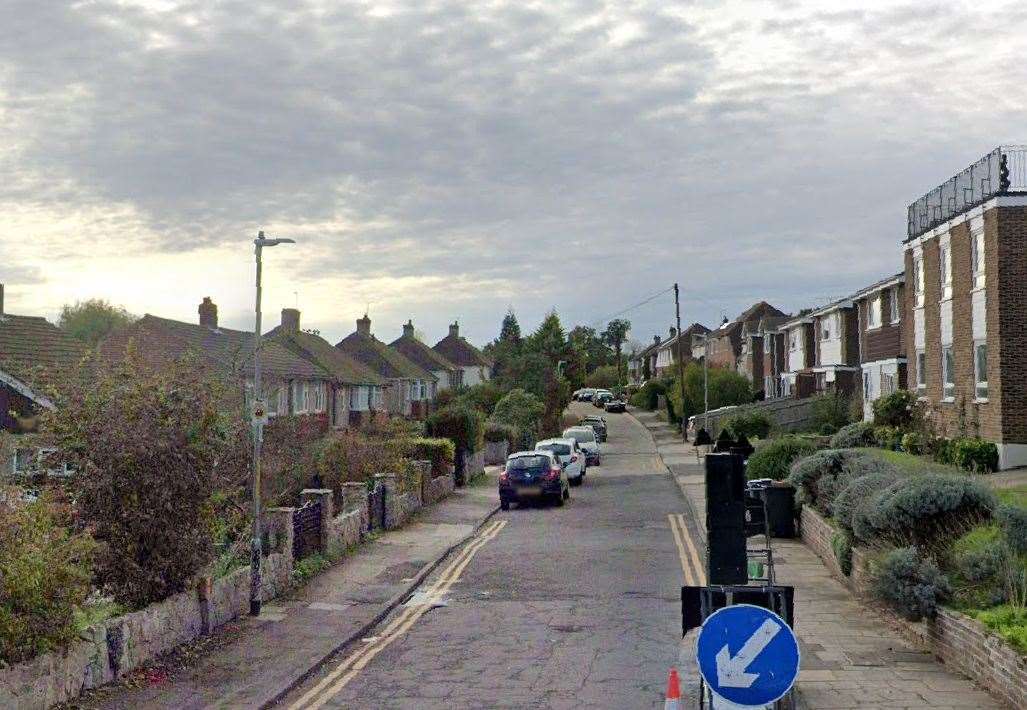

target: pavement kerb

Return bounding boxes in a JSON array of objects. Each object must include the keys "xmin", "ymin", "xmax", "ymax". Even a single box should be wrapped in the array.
[
  {"xmin": 626, "ymin": 408, "xmax": 810, "ymax": 710},
  {"xmin": 261, "ymin": 496, "xmax": 501, "ymax": 709}
]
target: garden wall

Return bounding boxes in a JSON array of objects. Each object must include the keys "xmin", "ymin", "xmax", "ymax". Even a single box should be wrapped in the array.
[
  {"xmin": 484, "ymin": 440, "xmax": 509, "ymax": 465},
  {"xmin": 800, "ymin": 506, "xmax": 1027, "ymax": 709},
  {"xmin": 691, "ymin": 397, "xmax": 817, "ymax": 438}
]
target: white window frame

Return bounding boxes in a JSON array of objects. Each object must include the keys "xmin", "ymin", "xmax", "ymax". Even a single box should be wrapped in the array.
[
  {"xmin": 278, "ymin": 386, "xmax": 289, "ymax": 415},
  {"xmin": 889, "ymin": 289, "xmax": 900, "ymax": 324},
  {"xmin": 789, "ymin": 330, "xmax": 799, "ymax": 351},
  {"xmin": 350, "ymin": 385, "xmax": 369, "ymax": 412},
  {"xmin": 916, "ymin": 350, "xmax": 926, "ymax": 392},
  {"xmin": 942, "ymin": 346, "xmax": 955, "ymax": 400},
  {"xmin": 863, "ymin": 371, "xmax": 871, "ymax": 401},
  {"xmin": 314, "ymin": 382, "xmax": 326, "ymax": 412},
  {"xmin": 867, "ymin": 296, "xmax": 880, "ymax": 330},
  {"xmin": 974, "ymin": 341, "xmax": 988, "ymax": 401},
  {"xmin": 913, "ymin": 256, "xmax": 925, "ymax": 308},
  {"xmin": 764, "ymin": 336, "xmax": 772, "ymax": 354},
  {"xmin": 292, "ymin": 380, "xmax": 306, "ymax": 414},
  {"xmin": 940, "ymin": 243, "xmax": 952, "ymax": 300},
  {"xmin": 820, "ymin": 315, "xmax": 832, "ymax": 341},
  {"xmin": 971, "ymin": 231, "xmax": 986, "ymax": 290}
]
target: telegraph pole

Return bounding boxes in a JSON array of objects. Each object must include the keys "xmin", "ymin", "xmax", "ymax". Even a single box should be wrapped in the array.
[{"xmin": 674, "ymin": 283, "xmax": 687, "ymax": 439}]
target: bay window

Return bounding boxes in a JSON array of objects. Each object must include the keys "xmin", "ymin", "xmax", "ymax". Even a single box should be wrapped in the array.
[{"xmin": 889, "ymin": 289, "xmax": 900, "ymax": 323}]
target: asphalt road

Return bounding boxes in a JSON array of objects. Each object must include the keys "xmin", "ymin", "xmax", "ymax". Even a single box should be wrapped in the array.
[{"xmin": 279, "ymin": 403, "xmax": 695, "ymax": 709}]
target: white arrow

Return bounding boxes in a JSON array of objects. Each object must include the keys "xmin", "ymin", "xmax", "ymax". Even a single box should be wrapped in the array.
[{"xmin": 715, "ymin": 619, "xmax": 781, "ymax": 688}]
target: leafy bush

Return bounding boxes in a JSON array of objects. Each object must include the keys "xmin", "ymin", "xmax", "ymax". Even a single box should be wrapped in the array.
[
  {"xmin": 584, "ymin": 365, "xmax": 621, "ymax": 390},
  {"xmin": 834, "ymin": 470, "xmax": 899, "ymax": 537},
  {"xmin": 871, "ymin": 546, "xmax": 950, "ymax": 621},
  {"xmin": 455, "ymin": 382, "xmax": 506, "ymax": 415},
  {"xmin": 483, "ymin": 421, "xmax": 518, "ymax": 445},
  {"xmin": 425, "ymin": 404, "xmax": 485, "ymax": 453},
  {"xmin": 407, "ymin": 437, "xmax": 456, "ymax": 478},
  {"xmin": 901, "ymin": 431, "xmax": 926, "ymax": 455},
  {"xmin": 788, "ymin": 449, "xmax": 853, "ymax": 515},
  {"xmin": 996, "ymin": 505, "xmax": 1027, "ymax": 556},
  {"xmin": 319, "ymin": 431, "xmax": 408, "ymax": 503},
  {"xmin": 810, "ymin": 392, "xmax": 853, "ymax": 434},
  {"xmin": 819, "ymin": 423, "xmax": 838, "ymax": 436},
  {"xmin": 933, "ymin": 438, "xmax": 956, "ymax": 466},
  {"xmin": 873, "ymin": 425, "xmax": 903, "ymax": 451},
  {"xmin": 974, "ymin": 605, "xmax": 1027, "ymax": 654},
  {"xmin": 666, "ymin": 364, "xmax": 752, "ymax": 428},
  {"xmin": 630, "ymin": 378, "xmax": 669, "ymax": 410},
  {"xmin": 0, "ymin": 495, "xmax": 97, "ymax": 663},
  {"xmin": 947, "ymin": 524, "xmax": 1010, "ymax": 608},
  {"xmin": 951, "ymin": 437, "xmax": 999, "ymax": 473},
  {"xmin": 832, "ymin": 531, "xmax": 853, "ymax": 576},
  {"xmin": 722, "ymin": 411, "xmax": 772, "ymax": 440},
  {"xmin": 829, "ymin": 421, "xmax": 875, "ymax": 449},
  {"xmin": 490, "ymin": 388, "xmax": 544, "ymax": 435},
  {"xmin": 852, "ymin": 474, "xmax": 996, "ymax": 551},
  {"xmin": 872, "ymin": 390, "xmax": 916, "ymax": 428},
  {"xmin": 746, "ymin": 436, "xmax": 821, "ymax": 481}
]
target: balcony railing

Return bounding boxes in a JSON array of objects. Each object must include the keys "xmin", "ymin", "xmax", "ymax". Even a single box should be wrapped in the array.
[{"xmin": 906, "ymin": 145, "xmax": 1027, "ymax": 241}]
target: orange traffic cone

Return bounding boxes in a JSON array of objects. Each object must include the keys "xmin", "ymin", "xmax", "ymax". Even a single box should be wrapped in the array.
[{"xmin": 664, "ymin": 667, "xmax": 681, "ymax": 710}]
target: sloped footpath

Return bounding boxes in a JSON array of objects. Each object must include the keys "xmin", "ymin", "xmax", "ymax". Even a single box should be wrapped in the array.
[
  {"xmin": 630, "ymin": 407, "xmax": 1006, "ymax": 710},
  {"xmin": 70, "ymin": 475, "xmax": 500, "ymax": 710}
]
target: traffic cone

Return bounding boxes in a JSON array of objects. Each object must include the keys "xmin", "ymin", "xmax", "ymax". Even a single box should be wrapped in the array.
[{"xmin": 664, "ymin": 667, "xmax": 681, "ymax": 710}]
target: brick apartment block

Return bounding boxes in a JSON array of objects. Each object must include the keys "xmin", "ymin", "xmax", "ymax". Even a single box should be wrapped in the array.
[
  {"xmin": 852, "ymin": 273, "xmax": 906, "ymax": 420},
  {"xmin": 905, "ymin": 146, "xmax": 1027, "ymax": 468}
]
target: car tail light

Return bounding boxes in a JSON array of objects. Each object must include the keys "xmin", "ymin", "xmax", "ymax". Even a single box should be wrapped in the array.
[{"xmin": 547, "ymin": 467, "xmax": 561, "ymax": 480}]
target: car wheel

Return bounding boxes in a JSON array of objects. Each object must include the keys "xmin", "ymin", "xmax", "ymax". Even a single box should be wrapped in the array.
[{"xmin": 500, "ymin": 499, "xmax": 510, "ymax": 511}]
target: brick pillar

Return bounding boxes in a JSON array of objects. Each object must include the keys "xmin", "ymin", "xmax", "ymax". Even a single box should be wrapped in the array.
[
  {"xmin": 301, "ymin": 488, "xmax": 333, "ymax": 553},
  {"xmin": 375, "ymin": 473, "xmax": 399, "ymax": 529}
]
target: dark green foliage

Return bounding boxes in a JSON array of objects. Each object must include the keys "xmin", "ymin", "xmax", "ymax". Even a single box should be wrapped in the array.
[
  {"xmin": 483, "ymin": 421, "xmax": 518, "ymax": 444},
  {"xmin": 425, "ymin": 404, "xmax": 485, "ymax": 453},
  {"xmin": 819, "ymin": 423, "xmax": 837, "ymax": 436},
  {"xmin": 630, "ymin": 377, "xmax": 672, "ymax": 410},
  {"xmin": 829, "ymin": 421, "xmax": 875, "ymax": 449},
  {"xmin": 810, "ymin": 392, "xmax": 853, "ymax": 434},
  {"xmin": 951, "ymin": 437, "xmax": 999, "ymax": 473},
  {"xmin": 933, "ymin": 437, "xmax": 956, "ymax": 466},
  {"xmin": 852, "ymin": 474, "xmax": 996, "ymax": 551},
  {"xmin": 872, "ymin": 546, "xmax": 951, "ymax": 621},
  {"xmin": 0, "ymin": 496, "xmax": 97, "ymax": 663},
  {"xmin": 666, "ymin": 364, "xmax": 753, "ymax": 428},
  {"xmin": 787, "ymin": 449, "xmax": 853, "ymax": 514},
  {"xmin": 872, "ymin": 390, "xmax": 916, "ymax": 428},
  {"xmin": 901, "ymin": 432, "xmax": 926, "ymax": 455},
  {"xmin": 746, "ymin": 436, "xmax": 821, "ymax": 481},
  {"xmin": 58, "ymin": 298, "xmax": 135, "ymax": 346},
  {"xmin": 996, "ymin": 505, "xmax": 1027, "ymax": 555},
  {"xmin": 832, "ymin": 531, "xmax": 853, "ymax": 576},
  {"xmin": 490, "ymin": 388, "xmax": 544, "ymax": 435},
  {"xmin": 947, "ymin": 525, "xmax": 1010, "ymax": 608},
  {"xmin": 407, "ymin": 437, "xmax": 456, "ymax": 478},
  {"xmin": 456, "ymin": 382, "xmax": 506, "ymax": 415},
  {"xmin": 834, "ymin": 470, "xmax": 899, "ymax": 537},
  {"xmin": 723, "ymin": 411, "xmax": 772, "ymax": 440},
  {"xmin": 873, "ymin": 425, "xmax": 903, "ymax": 451}
]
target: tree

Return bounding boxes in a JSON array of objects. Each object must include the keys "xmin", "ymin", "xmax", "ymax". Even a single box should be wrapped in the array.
[
  {"xmin": 58, "ymin": 299, "xmax": 135, "ymax": 346},
  {"xmin": 666, "ymin": 362, "xmax": 752, "ymax": 424},
  {"xmin": 602, "ymin": 318, "xmax": 631, "ymax": 387},
  {"xmin": 490, "ymin": 388, "xmax": 545, "ymax": 434},
  {"xmin": 499, "ymin": 309, "xmax": 522, "ymax": 343},
  {"xmin": 526, "ymin": 310, "xmax": 568, "ymax": 362}
]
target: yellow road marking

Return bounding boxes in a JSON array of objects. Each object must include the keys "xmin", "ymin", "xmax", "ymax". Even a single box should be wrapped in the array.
[
  {"xmin": 667, "ymin": 513, "xmax": 695, "ymax": 585},
  {"xmin": 288, "ymin": 520, "xmax": 508, "ymax": 710},
  {"xmin": 676, "ymin": 513, "xmax": 706, "ymax": 586}
]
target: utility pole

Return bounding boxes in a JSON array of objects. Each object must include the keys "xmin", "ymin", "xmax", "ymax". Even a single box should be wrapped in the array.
[
  {"xmin": 703, "ymin": 334, "xmax": 709, "ymax": 429},
  {"xmin": 674, "ymin": 283, "xmax": 687, "ymax": 439},
  {"xmin": 250, "ymin": 231, "xmax": 294, "ymax": 617}
]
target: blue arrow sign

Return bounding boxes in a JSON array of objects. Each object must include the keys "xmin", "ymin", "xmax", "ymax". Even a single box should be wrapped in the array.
[{"xmin": 695, "ymin": 604, "xmax": 800, "ymax": 707}]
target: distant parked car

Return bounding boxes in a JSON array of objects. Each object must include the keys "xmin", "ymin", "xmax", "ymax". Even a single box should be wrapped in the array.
[
  {"xmin": 499, "ymin": 450, "xmax": 570, "ymax": 510},
  {"xmin": 573, "ymin": 388, "xmax": 597, "ymax": 402},
  {"xmin": 580, "ymin": 414, "xmax": 607, "ymax": 442},
  {"xmin": 563, "ymin": 426, "xmax": 601, "ymax": 466},
  {"xmin": 593, "ymin": 390, "xmax": 614, "ymax": 408},
  {"xmin": 535, "ymin": 437, "xmax": 586, "ymax": 486},
  {"xmin": 604, "ymin": 398, "xmax": 626, "ymax": 413}
]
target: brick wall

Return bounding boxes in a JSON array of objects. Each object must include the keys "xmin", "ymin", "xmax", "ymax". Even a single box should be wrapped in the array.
[
  {"xmin": 858, "ymin": 293, "xmax": 904, "ymax": 363},
  {"xmin": 996, "ymin": 206, "xmax": 1027, "ymax": 443},
  {"xmin": 799, "ymin": 506, "xmax": 845, "ymax": 580}
]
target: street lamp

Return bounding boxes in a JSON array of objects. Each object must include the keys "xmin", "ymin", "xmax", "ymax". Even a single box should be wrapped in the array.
[{"xmin": 250, "ymin": 230, "xmax": 295, "ymax": 617}]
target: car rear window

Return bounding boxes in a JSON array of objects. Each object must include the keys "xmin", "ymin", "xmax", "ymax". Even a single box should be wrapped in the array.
[
  {"xmin": 508, "ymin": 455, "xmax": 550, "ymax": 471},
  {"xmin": 565, "ymin": 429, "xmax": 595, "ymax": 442},
  {"xmin": 538, "ymin": 443, "xmax": 571, "ymax": 456}
]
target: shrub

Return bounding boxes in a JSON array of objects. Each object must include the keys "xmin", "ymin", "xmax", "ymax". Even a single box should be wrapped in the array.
[
  {"xmin": 631, "ymin": 379, "xmax": 668, "ymax": 410},
  {"xmin": 455, "ymin": 382, "xmax": 506, "ymax": 415},
  {"xmin": 819, "ymin": 423, "xmax": 837, "ymax": 436},
  {"xmin": 871, "ymin": 546, "xmax": 950, "ymax": 621},
  {"xmin": 834, "ymin": 470, "xmax": 899, "ymax": 537},
  {"xmin": 933, "ymin": 438, "xmax": 956, "ymax": 466},
  {"xmin": 787, "ymin": 449, "xmax": 852, "ymax": 515},
  {"xmin": 974, "ymin": 606, "xmax": 1027, "ymax": 654},
  {"xmin": 832, "ymin": 531, "xmax": 853, "ymax": 576},
  {"xmin": 722, "ymin": 411, "xmax": 772, "ymax": 440},
  {"xmin": 425, "ymin": 404, "xmax": 485, "ymax": 453},
  {"xmin": 746, "ymin": 436, "xmax": 821, "ymax": 481},
  {"xmin": 829, "ymin": 421, "xmax": 875, "ymax": 449},
  {"xmin": 901, "ymin": 431, "xmax": 926, "ymax": 455},
  {"xmin": 873, "ymin": 425, "xmax": 903, "ymax": 451},
  {"xmin": 407, "ymin": 437, "xmax": 456, "ymax": 478},
  {"xmin": 810, "ymin": 392, "xmax": 853, "ymax": 434},
  {"xmin": 996, "ymin": 505, "xmax": 1027, "ymax": 556},
  {"xmin": 872, "ymin": 390, "xmax": 916, "ymax": 428},
  {"xmin": 853, "ymin": 474, "xmax": 996, "ymax": 552},
  {"xmin": 319, "ymin": 431, "xmax": 408, "ymax": 502},
  {"xmin": 483, "ymin": 421, "xmax": 518, "ymax": 445},
  {"xmin": 0, "ymin": 495, "xmax": 97, "ymax": 663},
  {"xmin": 947, "ymin": 524, "xmax": 1010, "ymax": 608},
  {"xmin": 490, "ymin": 389, "xmax": 544, "ymax": 436},
  {"xmin": 951, "ymin": 437, "xmax": 999, "ymax": 473}
]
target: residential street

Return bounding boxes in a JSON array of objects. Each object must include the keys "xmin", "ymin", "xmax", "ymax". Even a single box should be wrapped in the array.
[{"xmin": 279, "ymin": 403, "xmax": 696, "ymax": 709}]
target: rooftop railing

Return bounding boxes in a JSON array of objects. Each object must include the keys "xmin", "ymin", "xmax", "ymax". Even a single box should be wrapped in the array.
[{"xmin": 906, "ymin": 145, "xmax": 1027, "ymax": 241}]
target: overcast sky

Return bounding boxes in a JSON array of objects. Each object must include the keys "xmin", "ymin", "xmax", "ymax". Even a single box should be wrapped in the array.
[{"xmin": 2, "ymin": 0, "xmax": 1026, "ymax": 348}]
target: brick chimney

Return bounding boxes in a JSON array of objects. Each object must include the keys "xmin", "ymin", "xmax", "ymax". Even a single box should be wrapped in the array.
[
  {"xmin": 199, "ymin": 297, "xmax": 218, "ymax": 328},
  {"xmin": 403, "ymin": 320, "xmax": 415, "ymax": 338},
  {"xmin": 357, "ymin": 314, "xmax": 371, "ymax": 336},
  {"xmin": 449, "ymin": 321, "xmax": 459, "ymax": 338},
  {"xmin": 282, "ymin": 308, "xmax": 300, "ymax": 333}
]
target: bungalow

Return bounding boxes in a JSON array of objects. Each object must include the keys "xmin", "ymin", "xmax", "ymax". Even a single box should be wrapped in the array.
[
  {"xmin": 852, "ymin": 273, "xmax": 906, "ymax": 420},
  {"xmin": 389, "ymin": 320, "xmax": 461, "ymax": 393},
  {"xmin": 104, "ymin": 298, "xmax": 336, "ymax": 425},
  {"xmin": 635, "ymin": 334, "xmax": 662, "ymax": 382},
  {"xmin": 432, "ymin": 321, "xmax": 491, "ymax": 387},
  {"xmin": 336, "ymin": 315, "xmax": 437, "ymax": 418},
  {"xmin": 265, "ymin": 308, "xmax": 386, "ymax": 428}
]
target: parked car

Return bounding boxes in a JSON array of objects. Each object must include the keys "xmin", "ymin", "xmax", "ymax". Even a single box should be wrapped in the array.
[
  {"xmin": 604, "ymin": 398, "xmax": 626, "ymax": 413},
  {"xmin": 593, "ymin": 390, "xmax": 614, "ymax": 408},
  {"xmin": 574, "ymin": 387, "xmax": 597, "ymax": 402},
  {"xmin": 562, "ymin": 426, "xmax": 601, "ymax": 466},
  {"xmin": 499, "ymin": 450, "xmax": 570, "ymax": 510},
  {"xmin": 580, "ymin": 414, "xmax": 607, "ymax": 442},
  {"xmin": 535, "ymin": 437, "xmax": 586, "ymax": 486}
]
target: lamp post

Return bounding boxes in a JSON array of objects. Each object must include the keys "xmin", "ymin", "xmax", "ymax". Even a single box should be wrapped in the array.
[{"xmin": 250, "ymin": 230, "xmax": 295, "ymax": 617}]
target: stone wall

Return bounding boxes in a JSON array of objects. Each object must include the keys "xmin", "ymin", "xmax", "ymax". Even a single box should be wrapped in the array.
[
  {"xmin": 424, "ymin": 471, "xmax": 455, "ymax": 505},
  {"xmin": 484, "ymin": 440, "xmax": 509, "ymax": 465},
  {"xmin": 801, "ymin": 506, "xmax": 1027, "ymax": 709},
  {"xmin": 689, "ymin": 396, "xmax": 818, "ymax": 439}
]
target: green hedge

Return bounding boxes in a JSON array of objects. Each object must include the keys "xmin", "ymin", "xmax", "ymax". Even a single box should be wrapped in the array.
[
  {"xmin": 425, "ymin": 404, "xmax": 485, "ymax": 454},
  {"xmin": 746, "ymin": 436, "xmax": 821, "ymax": 481},
  {"xmin": 407, "ymin": 437, "xmax": 456, "ymax": 478},
  {"xmin": 722, "ymin": 411, "xmax": 772, "ymax": 440}
]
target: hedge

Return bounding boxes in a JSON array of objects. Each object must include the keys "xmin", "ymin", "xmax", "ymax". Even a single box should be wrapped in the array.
[
  {"xmin": 745, "ymin": 436, "xmax": 821, "ymax": 481},
  {"xmin": 722, "ymin": 411, "xmax": 772, "ymax": 440},
  {"xmin": 829, "ymin": 421, "xmax": 875, "ymax": 449},
  {"xmin": 407, "ymin": 437, "xmax": 456, "ymax": 478},
  {"xmin": 425, "ymin": 404, "xmax": 485, "ymax": 453}
]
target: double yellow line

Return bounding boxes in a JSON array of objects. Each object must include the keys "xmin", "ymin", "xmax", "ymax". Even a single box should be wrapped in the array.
[
  {"xmin": 287, "ymin": 519, "xmax": 507, "ymax": 710},
  {"xmin": 668, "ymin": 513, "xmax": 705, "ymax": 586}
]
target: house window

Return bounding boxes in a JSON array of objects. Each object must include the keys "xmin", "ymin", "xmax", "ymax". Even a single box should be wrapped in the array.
[
  {"xmin": 314, "ymin": 383, "xmax": 326, "ymax": 412},
  {"xmin": 916, "ymin": 350, "xmax": 926, "ymax": 392},
  {"xmin": 863, "ymin": 372, "xmax": 871, "ymax": 401},
  {"xmin": 913, "ymin": 256, "xmax": 924, "ymax": 307},
  {"xmin": 266, "ymin": 386, "xmax": 279, "ymax": 416},
  {"xmin": 889, "ymin": 289, "xmax": 900, "ymax": 323},
  {"xmin": 292, "ymin": 381, "xmax": 306, "ymax": 413},
  {"xmin": 971, "ymin": 232, "xmax": 986, "ymax": 289},
  {"xmin": 278, "ymin": 387, "xmax": 289, "ymax": 415},
  {"xmin": 820, "ymin": 315, "xmax": 832, "ymax": 341},
  {"xmin": 975, "ymin": 342, "xmax": 988, "ymax": 400},
  {"xmin": 942, "ymin": 346, "xmax": 955, "ymax": 399},
  {"xmin": 940, "ymin": 243, "xmax": 952, "ymax": 299},
  {"xmin": 350, "ymin": 386, "xmax": 368, "ymax": 411},
  {"xmin": 867, "ymin": 297, "xmax": 880, "ymax": 329},
  {"xmin": 420, "ymin": 381, "xmax": 428, "ymax": 399},
  {"xmin": 789, "ymin": 331, "xmax": 798, "ymax": 351},
  {"xmin": 764, "ymin": 337, "xmax": 771, "ymax": 354}
]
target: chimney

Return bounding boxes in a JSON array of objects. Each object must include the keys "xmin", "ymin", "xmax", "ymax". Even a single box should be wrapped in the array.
[
  {"xmin": 357, "ymin": 314, "xmax": 371, "ymax": 336},
  {"xmin": 654, "ymin": 335, "xmax": 661, "ymax": 345},
  {"xmin": 281, "ymin": 308, "xmax": 300, "ymax": 333},
  {"xmin": 403, "ymin": 319, "xmax": 415, "ymax": 338},
  {"xmin": 199, "ymin": 297, "xmax": 218, "ymax": 328},
  {"xmin": 669, "ymin": 326, "xmax": 677, "ymax": 338},
  {"xmin": 449, "ymin": 321, "xmax": 459, "ymax": 338}
]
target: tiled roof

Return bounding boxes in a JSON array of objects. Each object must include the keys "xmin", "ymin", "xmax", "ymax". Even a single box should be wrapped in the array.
[
  {"xmin": 266, "ymin": 326, "xmax": 383, "ymax": 386},
  {"xmin": 336, "ymin": 331, "xmax": 436, "ymax": 381},
  {"xmin": 0, "ymin": 313, "xmax": 88, "ymax": 390},
  {"xmin": 432, "ymin": 334, "xmax": 491, "ymax": 368},
  {"xmin": 389, "ymin": 334, "xmax": 459, "ymax": 374},
  {"xmin": 105, "ymin": 315, "xmax": 325, "ymax": 379}
]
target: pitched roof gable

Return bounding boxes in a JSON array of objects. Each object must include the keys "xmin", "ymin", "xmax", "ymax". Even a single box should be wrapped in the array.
[
  {"xmin": 389, "ymin": 334, "xmax": 459, "ymax": 374},
  {"xmin": 336, "ymin": 331, "xmax": 436, "ymax": 381},
  {"xmin": 432, "ymin": 333, "xmax": 491, "ymax": 368},
  {"xmin": 266, "ymin": 326, "xmax": 383, "ymax": 386},
  {"xmin": 0, "ymin": 313, "xmax": 88, "ymax": 393}
]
